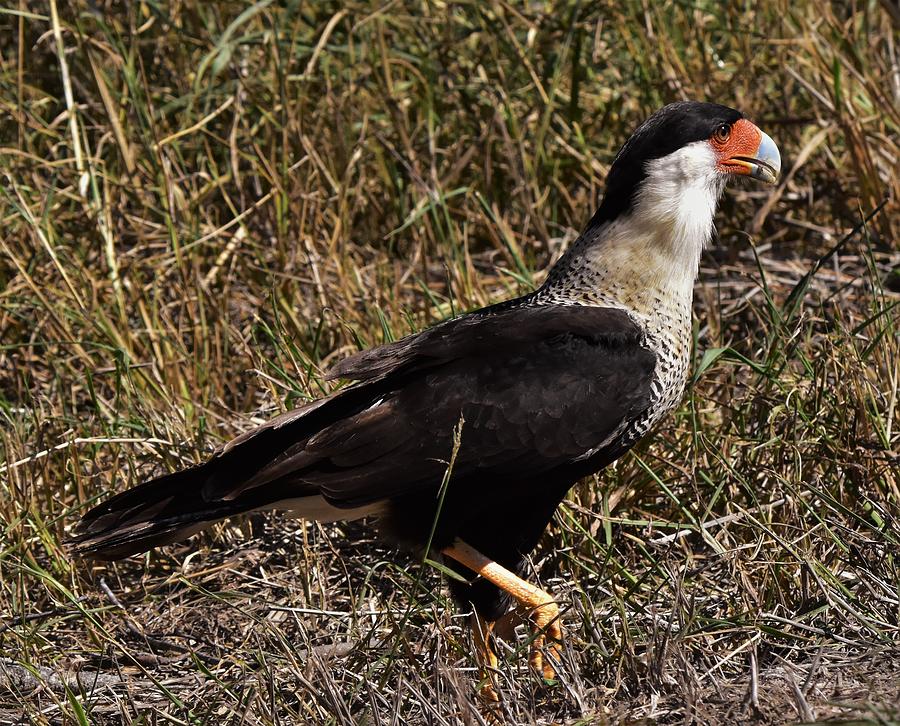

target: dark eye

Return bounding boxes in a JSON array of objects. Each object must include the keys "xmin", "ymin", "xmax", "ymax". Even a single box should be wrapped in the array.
[{"xmin": 713, "ymin": 124, "xmax": 731, "ymax": 143}]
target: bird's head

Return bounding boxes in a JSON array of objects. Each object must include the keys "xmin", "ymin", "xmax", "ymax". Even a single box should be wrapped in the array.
[
  {"xmin": 555, "ymin": 102, "xmax": 781, "ymax": 309},
  {"xmin": 590, "ymin": 101, "xmax": 781, "ymax": 232}
]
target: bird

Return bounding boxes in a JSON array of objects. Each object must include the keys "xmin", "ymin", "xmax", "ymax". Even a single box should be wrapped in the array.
[{"xmin": 70, "ymin": 101, "xmax": 780, "ymax": 694}]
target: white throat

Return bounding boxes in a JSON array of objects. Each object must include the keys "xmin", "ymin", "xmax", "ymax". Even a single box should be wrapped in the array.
[{"xmin": 629, "ymin": 140, "xmax": 725, "ymax": 281}]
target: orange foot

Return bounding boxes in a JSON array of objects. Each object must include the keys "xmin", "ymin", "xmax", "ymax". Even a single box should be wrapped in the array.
[{"xmin": 443, "ymin": 538, "xmax": 564, "ymax": 690}]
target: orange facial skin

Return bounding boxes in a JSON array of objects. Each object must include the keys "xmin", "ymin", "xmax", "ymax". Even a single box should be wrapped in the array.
[{"xmin": 711, "ymin": 118, "xmax": 764, "ymax": 176}]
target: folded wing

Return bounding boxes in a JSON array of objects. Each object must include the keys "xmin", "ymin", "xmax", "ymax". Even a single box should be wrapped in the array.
[{"xmin": 71, "ymin": 304, "xmax": 655, "ymax": 558}]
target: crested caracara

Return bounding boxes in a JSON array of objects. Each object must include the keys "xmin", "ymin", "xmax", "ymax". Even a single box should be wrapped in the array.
[{"xmin": 71, "ymin": 101, "xmax": 781, "ymax": 695}]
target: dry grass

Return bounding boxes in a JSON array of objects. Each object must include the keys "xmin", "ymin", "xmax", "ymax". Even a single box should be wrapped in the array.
[{"xmin": 1, "ymin": 1, "xmax": 898, "ymax": 723}]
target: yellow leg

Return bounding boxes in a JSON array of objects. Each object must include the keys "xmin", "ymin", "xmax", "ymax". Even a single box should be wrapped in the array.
[
  {"xmin": 443, "ymin": 538, "xmax": 563, "ymax": 681},
  {"xmin": 471, "ymin": 614, "xmax": 500, "ymax": 702}
]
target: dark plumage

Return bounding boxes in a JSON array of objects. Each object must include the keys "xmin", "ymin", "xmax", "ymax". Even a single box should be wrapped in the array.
[
  {"xmin": 71, "ymin": 101, "xmax": 781, "ymax": 687},
  {"xmin": 73, "ymin": 306, "xmax": 653, "ymax": 614}
]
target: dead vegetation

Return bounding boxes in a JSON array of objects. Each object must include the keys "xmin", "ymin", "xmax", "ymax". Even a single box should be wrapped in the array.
[{"xmin": 1, "ymin": 1, "xmax": 898, "ymax": 723}]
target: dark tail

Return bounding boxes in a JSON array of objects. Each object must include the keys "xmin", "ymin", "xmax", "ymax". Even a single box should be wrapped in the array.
[
  {"xmin": 69, "ymin": 384, "xmax": 389, "ymax": 560},
  {"xmin": 68, "ymin": 462, "xmax": 253, "ymax": 560}
]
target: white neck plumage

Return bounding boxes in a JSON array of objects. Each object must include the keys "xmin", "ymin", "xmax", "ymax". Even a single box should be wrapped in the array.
[{"xmin": 545, "ymin": 141, "xmax": 726, "ymax": 320}]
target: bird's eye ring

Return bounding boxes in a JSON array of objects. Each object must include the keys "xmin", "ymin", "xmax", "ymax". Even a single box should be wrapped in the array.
[{"xmin": 713, "ymin": 124, "xmax": 731, "ymax": 143}]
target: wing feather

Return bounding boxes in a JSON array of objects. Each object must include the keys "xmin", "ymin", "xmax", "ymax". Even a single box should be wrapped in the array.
[
  {"xmin": 73, "ymin": 303, "xmax": 656, "ymax": 558},
  {"xmin": 229, "ymin": 305, "xmax": 656, "ymax": 507}
]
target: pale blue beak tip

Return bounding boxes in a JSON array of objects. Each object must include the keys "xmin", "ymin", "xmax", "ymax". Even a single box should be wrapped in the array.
[{"xmin": 752, "ymin": 131, "xmax": 781, "ymax": 184}]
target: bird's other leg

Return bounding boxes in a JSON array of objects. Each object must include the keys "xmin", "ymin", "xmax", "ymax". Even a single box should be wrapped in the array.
[
  {"xmin": 470, "ymin": 613, "xmax": 500, "ymax": 702},
  {"xmin": 443, "ymin": 538, "xmax": 563, "ymax": 681}
]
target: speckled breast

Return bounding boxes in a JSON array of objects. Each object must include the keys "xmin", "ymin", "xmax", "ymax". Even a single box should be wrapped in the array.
[{"xmin": 621, "ymin": 302, "xmax": 693, "ymax": 445}]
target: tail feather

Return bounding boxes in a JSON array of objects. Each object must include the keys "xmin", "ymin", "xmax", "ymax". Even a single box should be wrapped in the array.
[
  {"xmin": 68, "ymin": 463, "xmax": 250, "ymax": 559},
  {"xmin": 70, "ymin": 378, "xmax": 394, "ymax": 560}
]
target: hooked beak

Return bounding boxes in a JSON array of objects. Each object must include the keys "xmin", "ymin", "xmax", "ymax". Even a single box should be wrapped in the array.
[{"xmin": 729, "ymin": 129, "xmax": 781, "ymax": 185}]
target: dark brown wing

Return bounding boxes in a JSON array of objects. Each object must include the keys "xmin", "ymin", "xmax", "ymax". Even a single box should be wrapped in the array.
[
  {"xmin": 203, "ymin": 304, "xmax": 655, "ymax": 505},
  {"xmin": 326, "ymin": 302, "xmax": 644, "ymax": 383},
  {"xmin": 71, "ymin": 304, "xmax": 655, "ymax": 558}
]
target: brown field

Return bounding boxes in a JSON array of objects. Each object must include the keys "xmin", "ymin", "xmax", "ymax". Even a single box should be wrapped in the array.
[{"xmin": 1, "ymin": 1, "xmax": 898, "ymax": 723}]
